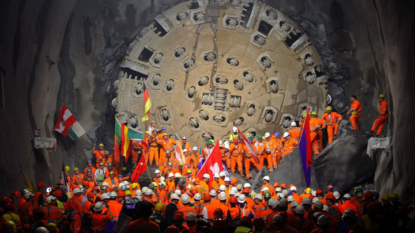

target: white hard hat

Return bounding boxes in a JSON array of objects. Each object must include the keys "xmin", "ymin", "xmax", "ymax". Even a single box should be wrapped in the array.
[
  {"xmin": 175, "ymin": 173, "xmax": 182, "ymax": 178},
  {"xmin": 187, "ymin": 185, "xmax": 192, "ymax": 189},
  {"xmin": 312, "ymin": 197, "xmax": 320, "ymax": 204},
  {"xmin": 295, "ymin": 205, "xmax": 305, "ymax": 214},
  {"xmin": 232, "ymin": 127, "xmax": 238, "ymax": 132},
  {"xmin": 182, "ymin": 136, "xmax": 187, "ymax": 140},
  {"xmin": 171, "ymin": 193, "xmax": 179, "ymax": 200},
  {"xmin": 125, "ymin": 185, "xmax": 130, "ymax": 189},
  {"xmin": 262, "ymin": 187, "xmax": 269, "ymax": 192},
  {"xmin": 263, "ymin": 176, "xmax": 270, "ymax": 181},
  {"xmin": 183, "ymin": 149, "xmax": 188, "ymax": 152},
  {"xmin": 343, "ymin": 193, "xmax": 351, "ymax": 199},
  {"xmin": 155, "ymin": 170, "xmax": 160, "ymax": 174},
  {"xmin": 290, "ymin": 186, "xmax": 297, "ymax": 191},
  {"xmin": 277, "ymin": 193, "xmax": 285, "ymax": 199},
  {"xmin": 145, "ymin": 189, "xmax": 153, "ymax": 196},
  {"xmin": 268, "ymin": 198, "xmax": 279, "ymax": 209},
  {"xmin": 123, "ymin": 181, "xmax": 129, "ymax": 185},
  {"xmin": 229, "ymin": 189, "xmax": 236, "ymax": 195},
  {"xmin": 218, "ymin": 192, "xmax": 227, "ymax": 201},
  {"xmin": 203, "ymin": 174, "xmax": 210, "ymax": 179},
  {"xmin": 94, "ymin": 202, "xmax": 104, "ymax": 212},
  {"xmin": 135, "ymin": 190, "xmax": 142, "ymax": 196},
  {"xmin": 175, "ymin": 190, "xmax": 182, "ymax": 196},
  {"xmin": 110, "ymin": 191, "xmax": 117, "ymax": 198},
  {"xmin": 238, "ymin": 194, "xmax": 246, "ymax": 203},
  {"xmin": 291, "ymin": 201, "xmax": 299, "ymax": 208},
  {"xmin": 287, "ymin": 195, "xmax": 294, "ymax": 202},
  {"xmin": 73, "ymin": 188, "xmax": 82, "ymax": 194},
  {"xmin": 193, "ymin": 147, "xmax": 198, "ymax": 151},
  {"xmin": 194, "ymin": 193, "xmax": 202, "ymax": 201},
  {"xmin": 291, "ymin": 121, "xmax": 297, "ymax": 127},
  {"xmin": 136, "ymin": 195, "xmax": 143, "ymax": 201},
  {"xmin": 314, "ymin": 201, "xmax": 323, "ymax": 209},
  {"xmin": 102, "ymin": 182, "xmax": 109, "ymax": 187},
  {"xmin": 181, "ymin": 194, "xmax": 190, "ymax": 204},
  {"xmin": 219, "ymin": 140, "xmax": 223, "ymax": 147},
  {"xmin": 254, "ymin": 194, "xmax": 263, "ymax": 201},
  {"xmin": 276, "ymin": 187, "xmax": 282, "ymax": 192},
  {"xmin": 142, "ymin": 187, "xmax": 149, "ymax": 193},
  {"xmin": 333, "ymin": 191, "xmax": 340, "ymax": 199},
  {"xmin": 119, "ymin": 184, "xmax": 125, "ymax": 190},
  {"xmin": 302, "ymin": 198, "xmax": 312, "ymax": 205},
  {"xmin": 224, "ymin": 177, "xmax": 230, "ymax": 182},
  {"xmin": 283, "ymin": 132, "xmax": 290, "ymax": 138},
  {"xmin": 244, "ymin": 183, "xmax": 251, "ymax": 188},
  {"xmin": 219, "ymin": 185, "xmax": 226, "ymax": 191},
  {"xmin": 34, "ymin": 227, "xmax": 49, "ymax": 233},
  {"xmin": 224, "ymin": 142, "xmax": 230, "ymax": 150},
  {"xmin": 219, "ymin": 171, "xmax": 225, "ymax": 177},
  {"xmin": 235, "ymin": 193, "xmax": 240, "ymax": 197},
  {"xmin": 323, "ymin": 205, "xmax": 329, "ymax": 212},
  {"xmin": 160, "ymin": 177, "xmax": 165, "ymax": 182},
  {"xmin": 264, "ymin": 132, "xmax": 271, "ymax": 138},
  {"xmin": 101, "ymin": 193, "xmax": 110, "ymax": 199},
  {"xmin": 46, "ymin": 195, "xmax": 56, "ymax": 202},
  {"xmin": 209, "ymin": 190, "xmax": 217, "ymax": 196},
  {"xmin": 168, "ymin": 173, "xmax": 174, "ymax": 178},
  {"xmin": 214, "ymin": 173, "xmax": 220, "ymax": 178}
]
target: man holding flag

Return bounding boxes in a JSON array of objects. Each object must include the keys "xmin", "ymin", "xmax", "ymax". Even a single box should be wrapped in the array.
[
  {"xmin": 195, "ymin": 140, "xmax": 224, "ymax": 189},
  {"xmin": 237, "ymin": 128, "xmax": 259, "ymax": 179}
]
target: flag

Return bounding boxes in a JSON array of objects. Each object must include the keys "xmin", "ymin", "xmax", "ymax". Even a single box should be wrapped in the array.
[
  {"xmin": 141, "ymin": 140, "xmax": 149, "ymax": 153},
  {"xmin": 196, "ymin": 141, "xmax": 223, "ymax": 187},
  {"xmin": 61, "ymin": 171, "xmax": 71, "ymax": 198},
  {"xmin": 142, "ymin": 83, "xmax": 152, "ymax": 122},
  {"xmin": 20, "ymin": 165, "xmax": 33, "ymax": 192},
  {"xmin": 299, "ymin": 108, "xmax": 313, "ymax": 187},
  {"xmin": 237, "ymin": 127, "xmax": 259, "ymax": 163},
  {"xmin": 55, "ymin": 104, "xmax": 85, "ymax": 140},
  {"xmin": 175, "ymin": 145, "xmax": 187, "ymax": 164},
  {"xmin": 115, "ymin": 117, "xmax": 144, "ymax": 162},
  {"xmin": 131, "ymin": 154, "xmax": 147, "ymax": 182},
  {"xmin": 114, "ymin": 134, "xmax": 121, "ymax": 163}
]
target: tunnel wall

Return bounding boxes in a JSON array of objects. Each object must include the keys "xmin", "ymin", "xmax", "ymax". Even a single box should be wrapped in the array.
[{"xmin": 0, "ymin": 0, "xmax": 414, "ymax": 200}]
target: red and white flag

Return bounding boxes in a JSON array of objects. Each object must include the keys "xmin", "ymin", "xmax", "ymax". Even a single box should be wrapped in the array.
[
  {"xmin": 237, "ymin": 127, "xmax": 259, "ymax": 163},
  {"xmin": 55, "ymin": 105, "xmax": 76, "ymax": 136},
  {"xmin": 196, "ymin": 140, "xmax": 223, "ymax": 187},
  {"xmin": 175, "ymin": 145, "xmax": 187, "ymax": 165}
]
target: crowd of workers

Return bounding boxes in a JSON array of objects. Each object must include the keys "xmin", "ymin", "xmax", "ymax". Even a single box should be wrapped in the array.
[{"xmin": 0, "ymin": 94, "xmax": 394, "ymax": 233}]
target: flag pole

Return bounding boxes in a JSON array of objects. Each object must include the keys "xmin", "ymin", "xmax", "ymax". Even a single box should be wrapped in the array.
[{"xmin": 85, "ymin": 133, "xmax": 94, "ymax": 144}]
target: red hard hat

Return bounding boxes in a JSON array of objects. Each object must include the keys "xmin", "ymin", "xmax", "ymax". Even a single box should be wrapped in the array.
[
  {"xmin": 231, "ymin": 178, "xmax": 238, "ymax": 184},
  {"xmin": 12, "ymin": 191, "xmax": 21, "ymax": 198},
  {"xmin": 273, "ymin": 182, "xmax": 280, "ymax": 187},
  {"xmin": 34, "ymin": 207, "xmax": 44, "ymax": 214},
  {"xmin": 214, "ymin": 208, "xmax": 224, "ymax": 218},
  {"xmin": 37, "ymin": 182, "xmax": 45, "ymax": 188},
  {"xmin": 87, "ymin": 192, "xmax": 94, "ymax": 198},
  {"xmin": 204, "ymin": 193, "xmax": 211, "ymax": 201},
  {"xmin": 117, "ymin": 190, "xmax": 126, "ymax": 197},
  {"xmin": 0, "ymin": 196, "xmax": 10, "ymax": 202},
  {"xmin": 362, "ymin": 191, "xmax": 374, "ymax": 201},
  {"xmin": 327, "ymin": 185, "xmax": 334, "ymax": 190},
  {"xmin": 325, "ymin": 194, "xmax": 336, "ymax": 200},
  {"xmin": 280, "ymin": 183, "xmax": 286, "ymax": 189},
  {"xmin": 191, "ymin": 190, "xmax": 198, "ymax": 196},
  {"xmin": 316, "ymin": 189, "xmax": 324, "ymax": 195},
  {"xmin": 230, "ymin": 196, "xmax": 238, "ymax": 204},
  {"xmin": 242, "ymin": 188, "xmax": 250, "ymax": 194},
  {"xmin": 93, "ymin": 187, "xmax": 100, "ymax": 191},
  {"xmin": 233, "ymin": 138, "xmax": 239, "ymax": 143},
  {"xmin": 5, "ymin": 202, "xmax": 14, "ymax": 210},
  {"xmin": 53, "ymin": 190, "xmax": 63, "ymax": 198},
  {"xmin": 194, "ymin": 178, "xmax": 200, "ymax": 185}
]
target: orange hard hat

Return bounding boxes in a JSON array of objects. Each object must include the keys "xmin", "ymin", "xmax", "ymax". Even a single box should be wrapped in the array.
[
  {"xmin": 34, "ymin": 207, "xmax": 44, "ymax": 214},
  {"xmin": 230, "ymin": 196, "xmax": 238, "ymax": 204},
  {"xmin": 273, "ymin": 182, "xmax": 280, "ymax": 187},
  {"xmin": 253, "ymin": 217, "xmax": 265, "ymax": 226},
  {"xmin": 231, "ymin": 178, "xmax": 238, "ymax": 184},
  {"xmin": 316, "ymin": 189, "xmax": 323, "ymax": 195},
  {"xmin": 280, "ymin": 183, "xmax": 286, "ymax": 189},
  {"xmin": 194, "ymin": 177, "xmax": 200, "ymax": 184},
  {"xmin": 53, "ymin": 190, "xmax": 63, "ymax": 198},
  {"xmin": 117, "ymin": 190, "xmax": 126, "ymax": 197},
  {"xmin": 327, "ymin": 184, "xmax": 334, "ymax": 190},
  {"xmin": 214, "ymin": 208, "xmax": 224, "ymax": 218},
  {"xmin": 37, "ymin": 182, "xmax": 45, "ymax": 188},
  {"xmin": 87, "ymin": 192, "xmax": 94, "ymax": 198},
  {"xmin": 166, "ymin": 226, "xmax": 180, "ymax": 233},
  {"xmin": 12, "ymin": 191, "xmax": 21, "ymax": 198},
  {"xmin": 204, "ymin": 193, "xmax": 211, "ymax": 201},
  {"xmin": 288, "ymin": 184, "xmax": 295, "ymax": 188},
  {"xmin": 325, "ymin": 193, "xmax": 336, "ymax": 200},
  {"xmin": 173, "ymin": 211, "xmax": 184, "ymax": 220},
  {"xmin": 82, "ymin": 181, "xmax": 90, "ymax": 186},
  {"xmin": 242, "ymin": 188, "xmax": 250, "ymax": 194},
  {"xmin": 93, "ymin": 187, "xmax": 100, "ymax": 192}
]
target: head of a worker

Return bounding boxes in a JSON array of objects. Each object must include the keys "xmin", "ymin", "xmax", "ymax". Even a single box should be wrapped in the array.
[
  {"xmin": 206, "ymin": 140, "xmax": 213, "ymax": 149},
  {"xmin": 155, "ymin": 170, "xmax": 160, "ymax": 178},
  {"xmin": 141, "ymin": 200, "xmax": 155, "ymax": 220},
  {"xmin": 192, "ymin": 147, "xmax": 198, "ymax": 154},
  {"xmin": 183, "ymin": 149, "xmax": 188, "ymax": 157},
  {"xmin": 186, "ymin": 170, "xmax": 192, "ymax": 178},
  {"xmin": 256, "ymin": 134, "xmax": 263, "ymax": 143},
  {"xmin": 263, "ymin": 176, "xmax": 270, "ymax": 185},
  {"xmin": 173, "ymin": 211, "xmax": 185, "ymax": 226},
  {"xmin": 87, "ymin": 160, "xmax": 93, "ymax": 167},
  {"xmin": 186, "ymin": 213, "xmax": 197, "ymax": 227},
  {"xmin": 117, "ymin": 190, "xmax": 125, "ymax": 203},
  {"xmin": 182, "ymin": 136, "xmax": 187, "ymax": 143},
  {"xmin": 166, "ymin": 150, "xmax": 171, "ymax": 158},
  {"xmin": 74, "ymin": 167, "xmax": 80, "ymax": 175},
  {"xmin": 232, "ymin": 127, "xmax": 238, "ymax": 135},
  {"xmin": 203, "ymin": 174, "xmax": 210, "ymax": 183},
  {"xmin": 214, "ymin": 173, "xmax": 219, "ymax": 182},
  {"xmin": 36, "ymin": 182, "xmax": 45, "ymax": 192},
  {"xmin": 350, "ymin": 95, "xmax": 357, "ymax": 102},
  {"xmin": 379, "ymin": 94, "xmax": 385, "ymax": 102},
  {"xmin": 326, "ymin": 106, "xmax": 332, "ymax": 114},
  {"xmin": 325, "ymin": 194, "xmax": 336, "ymax": 206},
  {"xmin": 109, "ymin": 171, "xmax": 115, "ymax": 178},
  {"xmin": 264, "ymin": 132, "xmax": 271, "ymax": 141},
  {"xmin": 311, "ymin": 111, "xmax": 317, "ymax": 118},
  {"xmin": 163, "ymin": 133, "xmax": 169, "ymax": 140},
  {"xmin": 283, "ymin": 132, "xmax": 291, "ymax": 140},
  {"xmin": 390, "ymin": 193, "xmax": 399, "ymax": 205},
  {"xmin": 160, "ymin": 126, "xmax": 166, "ymax": 133},
  {"xmin": 342, "ymin": 209, "xmax": 356, "ymax": 225},
  {"xmin": 254, "ymin": 194, "xmax": 263, "ymax": 205},
  {"xmin": 98, "ymin": 143, "xmax": 104, "ymax": 150},
  {"xmin": 151, "ymin": 121, "xmax": 156, "ymax": 128}
]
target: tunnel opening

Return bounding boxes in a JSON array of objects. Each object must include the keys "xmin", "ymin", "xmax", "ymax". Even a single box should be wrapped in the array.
[
  {"xmin": 258, "ymin": 21, "xmax": 273, "ymax": 36},
  {"xmin": 137, "ymin": 47, "xmax": 154, "ymax": 62}
]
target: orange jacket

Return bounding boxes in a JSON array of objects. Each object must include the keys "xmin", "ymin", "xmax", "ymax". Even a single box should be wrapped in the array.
[
  {"xmin": 83, "ymin": 200, "xmax": 93, "ymax": 214},
  {"xmin": 289, "ymin": 127, "xmax": 301, "ymax": 142},
  {"xmin": 84, "ymin": 166, "xmax": 96, "ymax": 175},
  {"xmin": 92, "ymin": 213, "xmax": 112, "ymax": 231},
  {"xmin": 322, "ymin": 112, "xmax": 343, "ymax": 125},
  {"xmin": 72, "ymin": 174, "xmax": 85, "ymax": 185},
  {"xmin": 177, "ymin": 141, "xmax": 191, "ymax": 152},
  {"xmin": 282, "ymin": 138, "xmax": 298, "ymax": 155},
  {"xmin": 254, "ymin": 202, "xmax": 268, "ymax": 217},
  {"xmin": 351, "ymin": 100, "xmax": 362, "ymax": 113},
  {"xmin": 179, "ymin": 205, "xmax": 197, "ymax": 219},
  {"xmin": 107, "ymin": 200, "xmax": 122, "ymax": 221},
  {"xmin": 67, "ymin": 196, "xmax": 83, "ymax": 214},
  {"xmin": 93, "ymin": 150, "xmax": 107, "ymax": 163},
  {"xmin": 104, "ymin": 168, "xmax": 119, "ymax": 178},
  {"xmin": 230, "ymin": 143, "xmax": 244, "ymax": 157},
  {"xmin": 42, "ymin": 205, "xmax": 63, "ymax": 222},
  {"xmin": 104, "ymin": 177, "xmax": 119, "ymax": 189},
  {"xmin": 33, "ymin": 191, "xmax": 44, "ymax": 208},
  {"xmin": 157, "ymin": 138, "xmax": 177, "ymax": 154},
  {"xmin": 380, "ymin": 100, "xmax": 388, "ymax": 116}
]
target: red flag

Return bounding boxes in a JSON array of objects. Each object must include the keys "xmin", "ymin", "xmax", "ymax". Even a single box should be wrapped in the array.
[
  {"xmin": 131, "ymin": 154, "xmax": 147, "ymax": 182},
  {"xmin": 54, "ymin": 104, "xmax": 77, "ymax": 136},
  {"xmin": 141, "ymin": 140, "xmax": 149, "ymax": 153},
  {"xmin": 299, "ymin": 108, "xmax": 312, "ymax": 186},
  {"xmin": 114, "ymin": 135, "xmax": 121, "ymax": 163},
  {"xmin": 237, "ymin": 127, "xmax": 259, "ymax": 164},
  {"xmin": 195, "ymin": 140, "xmax": 223, "ymax": 188}
]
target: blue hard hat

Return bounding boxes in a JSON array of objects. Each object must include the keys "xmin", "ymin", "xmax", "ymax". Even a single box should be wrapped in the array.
[
  {"xmin": 274, "ymin": 132, "xmax": 280, "ymax": 137},
  {"xmin": 87, "ymin": 169, "xmax": 92, "ymax": 173},
  {"xmin": 161, "ymin": 126, "xmax": 167, "ymax": 130},
  {"xmin": 87, "ymin": 160, "xmax": 92, "ymax": 164}
]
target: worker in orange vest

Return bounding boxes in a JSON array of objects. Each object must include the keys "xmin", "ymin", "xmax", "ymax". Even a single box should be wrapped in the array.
[
  {"xmin": 309, "ymin": 112, "xmax": 323, "ymax": 155},
  {"xmin": 84, "ymin": 160, "xmax": 96, "ymax": 175},
  {"xmin": 264, "ymin": 132, "xmax": 278, "ymax": 170},
  {"xmin": 19, "ymin": 192, "xmax": 34, "ymax": 225},
  {"xmin": 103, "ymin": 171, "xmax": 119, "ymax": 190},
  {"xmin": 254, "ymin": 135, "xmax": 267, "ymax": 171},
  {"xmin": 311, "ymin": 111, "xmax": 326, "ymax": 151},
  {"xmin": 157, "ymin": 133, "xmax": 177, "ymax": 166},
  {"xmin": 92, "ymin": 202, "xmax": 112, "ymax": 232},
  {"xmin": 220, "ymin": 141, "xmax": 230, "ymax": 170},
  {"xmin": 347, "ymin": 95, "xmax": 362, "ymax": 133},
  {"xmin": 42, "ymin": 196, "xmax": 63, "ymax": 224},
  {"xmin": 178, "ymin": 194, "xmax": 196, "ymax": 219},
  {"xmin": 288, "ymin": 122, "xmax": 301, "ymax": 143},
  {"xmin": 372, "ymin": 94, "xmax": 388, "ymax": 136},
  {"xmin": 33, "ymin": 182, "xmax": 46, "ymax": 208},
  {"xmin": 177, "ymin": 136, "xmax": 191, "ymax": 153},
  {"xmin": 211, "ymin": 173, "xmax": 220, "ymax": 191},
  {"xmin": 130, "ymin": 140, "xmax": 142, "ymax": 166},
  {"xmin": 83, "ymin": 192, "xmax": 95, "ymax": 214},
  {"xmin": 72, "ymin": 168, "xmax": 84, "ymax": 186},
  {"xmin": 67, "ymin": 188, "xmax": 84, "ymax": 233},
  {"xmin": 148, "ymin": 130, "xmax": 159, "ymax": 166},
  {"xmin": 253, "ymin": 194, "xmax": 268, "ymax": 217},
  {"xmin": 93, "ymin": 143, "xmax": 108, "ymax": 168},
  {"xmin": 190, "ymin": 147, "xmax": 200, "ymax": 177},
  {"xmin": 229, "ymin": 138, "xmax": 244, "ymax": 174},
  {"xmin": 281, "ymin": 132, "xmax": 298, "ymax": 157},
  {"xmin": 322, "ymin": 106, "xmax": 343, "ymax": 144}
]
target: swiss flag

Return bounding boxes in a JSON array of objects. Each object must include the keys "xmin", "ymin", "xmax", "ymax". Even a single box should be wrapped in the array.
[
  {"xmin": 54, "ymin": 104, "xmax": 76, "ymax": 136},
  {"xmin": 196, "ymin": 140, "xmax": 223, "ymax": 188},
  {"xmin": 131, "ymin": 154, "xmax": 148, "ymax": 182}
]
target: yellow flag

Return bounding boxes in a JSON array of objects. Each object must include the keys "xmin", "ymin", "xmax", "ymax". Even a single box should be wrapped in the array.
[{"xmin": 20, "ymin": 165, "xmax": 33, "ymax": 192}]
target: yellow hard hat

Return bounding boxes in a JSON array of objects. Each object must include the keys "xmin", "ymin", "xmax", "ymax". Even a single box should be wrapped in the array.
[
  {"xmin": 65, "ymin": 166, "xmax": 70, "ymax": 172},
  {"xmin": 125, "ymin": 190, "xmax": 132, "ymax": 195},
  {"xmin": 351, "ymin": 111, "xmax": 357, "ymax": 115},
  {"xmin": 152, "ymin": 182, "xmax": 158, "ymax": 187},
  {"xmin": 132, "ymin": 183, "xmax": 138, "ymax": 189},
  {"xmin": 1, "ymin": 221, "xmax": 16, "ymax": 232},
  {"xmin": 311, "ymin": 111, "xmax": 317, "ymax": 116},
  {"xmin": 109, "ymin": 171, "xmax": 115, "ymax": 175},
  {"xmin": 99, "ymin": 143, "xmax": 104, "ymax": 147},
  {"xmin": 122, "ymin": 167, "xmax": 127, "ymax": 171},
  {"xmin": 155, "ymin": 203, "xmax": 164, "ymax": 212},
  {"xmin": 302, "ymin": 113, "xmax": 306, "ymax": 118},
  {"xmin": 187, "ymin": 169, "xmax": 191, "ymax": 174},
  {"xmin": 381, "ymin": 194, "xmax": 390, "ymax": 201},
  {"xmin": 45, "ymin": 223, "xmax": 59, "ymax": 232},
  {"xmin": 74, "ymin": 167, "xmax": 79, "ymax": 171},
  {"xmin": 163, "ymin": 133, "xmax": 168, "ymax": 136},
  {"xmin": 179, "ymin": 162, "xmax": 183, "ymax": 166},
  {"xmin": 390, "ymin": 193, "xmax": 399, "ymax": 199},
  {"xmin": 326, "ymin": 106, "xmax": 332, "ymax": 111},
  {"xmin": 379, "ymin": 94, "xmax": 385, "ymax": 98},
  {"xmin": 305, "ymin": 187, "xmax": 311, "ymax": 194},
  {"xmin": 145, "ymin": 131, "xmax": 150, "ymax": 134}
]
